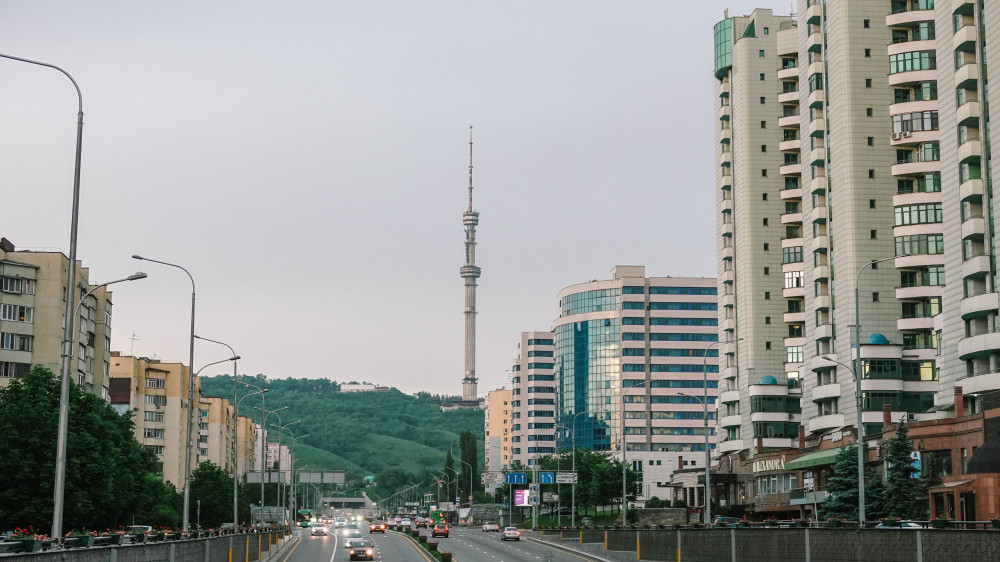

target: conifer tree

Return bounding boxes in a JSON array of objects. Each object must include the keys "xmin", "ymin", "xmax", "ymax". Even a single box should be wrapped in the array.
[
  {"xmin": 883, "ymin": 420, "xmax": 921, "ymax": 518},
  {"xmin": 818, "ymin": 445, "xmax": 858, "ymax": 521}
]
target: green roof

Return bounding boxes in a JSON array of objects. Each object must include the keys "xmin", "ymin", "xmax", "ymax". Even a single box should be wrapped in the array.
[
  {"xmin": 742, "ymin": 19, "xmax": 756, "ymax": 38},
  {"xmin": 784, "ymin": 446, "xmax": 851, "ymax": 471}
]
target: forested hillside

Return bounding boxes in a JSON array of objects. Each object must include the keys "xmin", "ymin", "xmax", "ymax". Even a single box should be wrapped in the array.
[{"xmin": 199, "ymin": 375, "xmax": 484, "ymax": 481}]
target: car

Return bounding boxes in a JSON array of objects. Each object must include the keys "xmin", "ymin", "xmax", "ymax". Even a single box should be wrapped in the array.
[
  {"xmin": 393, "ymin": 516, "xmax": 402, "ymax": 524},
  {"xmin": 431, "ymin": 523, "xmax": 449, "ymax": 538},
  {"xmin": 369, "ymin": 521, "xmax": 386, "ymax": 533},
  {"xmin": 400, "ymin": 517, "xmax": 411, "ymax": 527},
  {"xmin": 342, "ymin": 523, "xmax": 360, "ymax": 534},
  {"xmin": 876, "ymin": 521, "xmax": 923, "ymax": 529},
  {"xmin": 415, "ymin": 517, "xmax": 428, "ymax": 528},
  {"xmin": 343, "ymin": 530, "xmax": 364, "ymax": 547},
  {"xmin": 482, "ymin": 522, "xmax": 500, "ymax": 532},
  {"xmin": 311, "ymin": 525, "xmax": 328, "ymax": 536},
  {"xmin": 501, "ymin": 526, "xmax": 520, "ymax": 541},
  {"xmin": 334, "ymin": 517, "xmax": 347, "ymax": 528},
  {"xmin": 349, "ymin": 539, "xmax": 375, "ymax": 560},
  {"xmin": 713, "ymin": 516, "xmax": 740, "ymax": 528}
]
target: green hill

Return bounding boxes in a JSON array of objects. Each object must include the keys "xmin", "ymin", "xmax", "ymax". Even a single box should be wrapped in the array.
[{"xmin": 199, "ymin": 375, "xmax": 484, "ymax": 481}]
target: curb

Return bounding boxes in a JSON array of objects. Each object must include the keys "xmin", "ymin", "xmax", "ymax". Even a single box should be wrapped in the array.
[
  {"xmin": 387, "ymin": 529, "xmax": 442, "ymax": 562},
  {"xmin": 525, "ymin": 536, "xmax": 607, "ymax": 561},
  {"xmin": 264, "ymin": 532, "xmax": 299, "ymax": 560}
]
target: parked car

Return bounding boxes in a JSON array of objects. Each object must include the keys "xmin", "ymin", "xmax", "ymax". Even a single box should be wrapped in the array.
[
  {"xmin": 501, "ymin": 526, "xmax": 521, "ymax": 541},
  {"xmin": 431, "ymin": 523, "xmax": 449, "ymax": 538},
  {"xmin": 482, "ymin": 522, "xmax": 500, "ymax": 532},
  {"xmin": 311, "ymin": 525, "xmax": 328, "ymax": 536},
  {"xmin": 713, "ymin": 516, "xmax": 740, "ymax": 528},
  {"xmin": 876, "ymin": 522, "xmax": 923, "ymax": 529},
  {"xmin": 349, "ymin": 539, "xmax": 375, "ymax": 560}
]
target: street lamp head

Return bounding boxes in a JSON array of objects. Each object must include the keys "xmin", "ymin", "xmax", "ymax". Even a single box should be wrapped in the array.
[
  {"xmin": 131, "ymin": 254, "xmax": 144, "ymax": 260},
  {"xmin": 127, "ymin": 272, "xmax": 148, "ymax": 281},
  {"xmin": 230, "ymin": 355, "xmax": 241, "ymax": 361}
]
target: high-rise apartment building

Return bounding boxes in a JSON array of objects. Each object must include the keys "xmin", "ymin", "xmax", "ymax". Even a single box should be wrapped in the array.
[
  {"xmin": 714, "ymin": 0, "xmax": 1000, "ymax": 464},
  {"xmin": 554, "ymin": 266, "xmax": 719, "ymax": 498},
  {"xmin": 0, "ymin": 238, "xmax": 115, "ymax": 399},
  {"xmin": 483, "ymin": 387, "xmax": 513, "ymax": 490},
  {"xmin": 509, "ymin": 332, "xmax": 557, "ymax": 467},
  {"xmin": 199, "ymin": 396, "xmax": 234, "ymax": 473},
  {"xmin": 109, "ymin": 353, "xmax": 198, "ymax": 489}
]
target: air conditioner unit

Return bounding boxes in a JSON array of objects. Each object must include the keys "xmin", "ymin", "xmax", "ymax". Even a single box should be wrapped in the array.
[
  {"xmin": 901, "ymin": 131, "xmax": 911, "ymax": 137},
  {"xmin": 891, "ymin": 133, "xmax": 902, "ymax": 140}
]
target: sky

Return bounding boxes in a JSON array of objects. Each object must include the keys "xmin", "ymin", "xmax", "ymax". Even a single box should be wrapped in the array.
[{"xmin": 0, "ymin": 1, "xmax": 786, "ymax": 396}]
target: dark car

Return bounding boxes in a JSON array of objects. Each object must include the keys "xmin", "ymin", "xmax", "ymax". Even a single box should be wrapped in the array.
[
  {"xmin": 431, "ymin": 523, "xmax": 449, "ymax": 538},
  {"xmin": 369, "ymin": 521, "xmax": 386, "ymax": 533},
  {"xmin": 349, "ymin": 539, "xmax": 375, "ymax": 560}
]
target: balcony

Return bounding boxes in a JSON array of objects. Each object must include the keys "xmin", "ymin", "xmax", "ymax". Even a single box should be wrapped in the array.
[
  {"xmin": 814, "ymin": 323, "xmax": 834, "ymax": 340},
  {"xmin": 781, "ymin": 211, "xmax": 803, "ymax": 224},
  {"xmin": 780, "ymin": 187, "xmax": 803, "ymax": 200},
  {"xmin": 721, "ymin": 173, "xmax": 732, "ymax": 190},
  {"xmin": 790, "ymin": 488, "xmax": 829, "ymax": 506},
  {"xmin": 720, "ymin": 269, "xmax": 734, "ymax": 284},
  {"xmin": 720, "ymin": 414, "xmax": 742, "ymax": 428},
  {"xmin": 959, "ymin": 139, "xmax": 982, "ymax": 164},
  {"xmin": 891, "ymin": 160, "xmax": 940, "ymax": 176},
  {"xmin": 784, "ymin": 311, "xmax": 806, "ymax": 324},
  {"xmin": 895, "ymin": 252, "xmax": 943, "ymax": 269},
  {"xmin": 955, "ymin": 371, "xmax": 1000, "ymax": 396},
  {"xmin": 953, "ymin": 0, "xmax": 974, "ymax": 15},
  {"xmin": 779, "ymin": 139, "xmax": 800, "ymax": 152},
  {"xmin": 811, "ymin": 237, "xmax": 828, "ymax": 254},
  {"xmin": 961, "ymin": 254, "xmax": 991, "ymax": 280},
  {"xmin": 958, "ymin": 330, "xmax": 1000, "ymax": 360},
  {"xmin": 888, "ymin": 69, "xmax": 937, "ymax": 87},
  {"xmin": 958, "ymin": 100, "xmax": 980, "ymax": 127},
  {"xmin": 720, "ymin": 196, "xmax": 733, "ymax": 213},
  {"xmin": 961, "ymin": 291, "xmax": 997, "ymax": 320},
  {"xmin": 808, "ymin": 414, "xmax": 845, "ymax": 434},
  {"xmin": 808, "ymin": 117, "xmax": 824, "ymax": 137},
  {"xmin": 815, "ymin": 294, "xmax": 831, "ymax": 310},
  {"xmin": 721, "ymin": 317, "xmax": 736, "ymax": 333},
  {"xmin": 812, "ymin": 383, "xmax": 841, "ymax": 402},
  {"xmin": 750, "ymin": 411, "xmax": 790, "ymax": 423},
  {"xmin": 777, "ymin": 67, "xmax": 798, "ymax": 80},
  {"xmin": 806, "ymin": 147, "xmax": 825, "ymax": 165},
  {"xmin": 886, "ymin": 9, "xmax": 935, "ymax": 28},
  {"xmin": 719, "ymin": 81, "xmax": 730, "ymax": 97},
  {"xmin": 778, "ymin": 90, "xmax": 798, "ymax": 104},
  {"xmin": 809, "ymin": 176, "xmax": 827, "ymax": 194},
  {"xmin": 779, "ymin": 163, "xmax": 802, "ymax": 176},
  {"xmin": 890, "ymin": 129, "xmax": 938, "ymax": 147},
  {"xmin": 805, "ymin": 0, "xmax": 821, "ymax": 24},
  {"xmin": 720, "ymin": 390, "xmax": 740, "ymax": 404},
  {"xmin": 893, "ymin": 191, "xmax": 941, "ymax": 207},
  {"xmin": 810, "ymin": 205, "xmax": 827, "ymax": 224},
  {"xmin": 808, "ymin": 88, "xmax": 824, "ymax": 109},
  {"xmin": 813, "ymin": 264, "xmax": 829, "ymax": 280},
  {"xmin": 806, "ymin": 61, "xmax": 823, "ymax": 78},
  {"xmin": 956, "ymin": 62, "xmax": 979, "ymax": 89},
  {"xmin": 719, "ymin": 439, "xmax": 745, "ymax": 454},
  {"xmin": 898, "ymin": 316, "xmax": 934, "ymax": 331},
  {"xmin": 953, "ymin": 24, "xmax": 978, "ymax": 53},
  {"xmin": 779, "ymin": 115, "xmax": 801, "ymax": 128},
  {"xmin": 895, "ymin": 284, "xmax": 941, "ymax": 300},
  {"xmin": 717, "ymin": 127, "xmax": 731, "ymax": 145},
  {"xmin": 720, "ymin": 293, "xmax": 735, "ymax": 308},
  {"xmin": 962, "ymin": 216, "xmax": 986, "ymax": 240},
  {"xmin": 783, "ymin": 286, "xmax": 805, "ymax": 299},
  {"xmin": 807, "ymin": 31, "xmax": 822, "ymax": 53},
  {"xmin": 721, "ymin": 245, "xmax": 734, "ymax": 261}
]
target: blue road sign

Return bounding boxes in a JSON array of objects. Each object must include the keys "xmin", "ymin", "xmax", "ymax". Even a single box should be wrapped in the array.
[
  {"xmin": 504, "ymin": 472, "xmax": 527, "ymax": 484},
  {"xmin": 538, "ymin": 471, "xmax": 555, "ymax": 484}
]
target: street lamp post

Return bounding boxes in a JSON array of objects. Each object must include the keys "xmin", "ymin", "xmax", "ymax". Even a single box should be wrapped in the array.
[
  {"xmin": 188, "ymin": 356, "xmax": 239, "ymax": 528},
  {"xmin": 458, "ymin": 459, "xmax": 474, "ymax": 506},
  {"xmin": 1, "ymin": 52, "xmax": 86, "ymax": 543},
  {"xmin": 53, "ymin": 272, "xmax": 146, "ymax": 540},
  {"xmin": 618, "ymin": 381, "xmax": 647, "ymax": 527},
  {"xmin": 193, "ymin": 335, "xmax": 245, "ymax": 526},
  {"xmin": 256, "ymin": 405, "xmax": 287, "ymax": 524},
  {"xmin": 132, "ymin": 254, "xmax": 198, "ymax": 533},
  {"xmin": 232, "ymin": 387, "xmax": 265, "ymax": 525},
  {"xmin": 701, "ymin": 337, "xmax": 741, "ymax": 526},
  {"xmin": 270, "ymin": 420, "xmax": 302, "ymax": 524},
  {"xmin": 567, "ymin": 408, "xmax": 603, "ymax": 527}
]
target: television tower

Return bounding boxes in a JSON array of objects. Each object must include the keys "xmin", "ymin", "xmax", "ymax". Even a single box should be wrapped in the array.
[{"xmin": 460, "ymin": 127, "xmax": 481, "ymax": 405}]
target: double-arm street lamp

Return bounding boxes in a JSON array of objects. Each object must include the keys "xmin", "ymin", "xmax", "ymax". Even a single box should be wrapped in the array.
[
  {"xmin": 132, "ymin": 254, "xmax": 198, "ymax": 533},
  {"xmin": 698, "ymin": 337, "xmax": 741, "ymax": 526},
  {"xmin": 256, "ymin": 405, "xmax": 287, "ymax": 523},
  {"xmin": 617, "ymin": 381, "xmax": 647, "ymax": 527},
  {"xmin": 458, "ymin": 459, "xmax": 474, "ymax": 505},
  {"xmin": 270, "ymin": 420, "xmax": 302, "ymax": 524},
  {"xmin": 0, "ymin": 52, "xmax": 85, "ymax": 544},
  {"xmin": 232, "ymin": 385, "xmax": 266, "ymax": 525}
]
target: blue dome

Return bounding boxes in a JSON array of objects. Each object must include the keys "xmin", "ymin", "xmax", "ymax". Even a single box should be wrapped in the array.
[
  {"xmin": 866, "ymin": 333, "xmax": 890, "ymax": 345},
  {"xmin": 759, "ymin": 375, "xmax": 779, "ymax": 385}
]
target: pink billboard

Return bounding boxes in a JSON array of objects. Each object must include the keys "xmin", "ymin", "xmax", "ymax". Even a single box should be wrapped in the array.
[{"xmin": 514, "ymin": 489, "xmax": 530, "ymax": 506}]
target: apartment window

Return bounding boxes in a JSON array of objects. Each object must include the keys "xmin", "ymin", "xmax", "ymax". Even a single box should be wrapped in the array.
[
  {"xmin": 865, "ymin": 48, "xmax": 871, "ymax": 58},
  {"xmin": 764, "ymin": 243, "xmax": 770, "ymax": 251},
  {"xmin": 782, "ymin": 246, "xmax": 803, "ymax": 263},
  {"xmin": 760, "ymin": 73, "xmax": 765, "ymax": 81},
  {"xmin": 869, "ymin": 169, "xmax": 875, "ymax": 178},
  {"xmin": 144, "ymin": 395, "xmax": 167, "ymax": 406},
  {"xmin": 764, "ymin": 292, "xmax": 771, "ymax": 300},
  {"xmin": 144, "ymin": 411, "xmax": 166, "ymax": 422},
  {"xmin": 762, "ymin": 169, "xmax": 768, "ymax": 177},
  {"xmin": 761, "ymin": 121, "xmax": 767, "ymax": 129},
  {"xmin": 764, "ymin": 267, "xmax": 770, "ymax": 275},
  {"xmin": 765, "ymin": 342, "xmax": 772, "ymax": 350},
  {"xmin": 759, "ymin": 50, "xmax": 765, "ymax": 57},
  {"xmin": 145, "ymin": 378, "xmax": 166, "ymax": 389},
  {"xmin": 0, "ymin": 304, "xmax": 33, "ymax": 323},
  {"xmin": 868, "ymin": 137, "xmax": 874, "ymax": 146},
  {"xmin": 760, "ymin": 96, "xmax": 766, "ymax": 104},
  {"xmin": 763, "ymin": 27, "xmax": 769, "ymax": 34},
  {"xmin": 762, "ymin": 145, "xmax": 767, "ymax": 153},
  {"xmin": 143, "ymin": 428, "xmax": 165, "ymax": 439},
  {"xmin": 871, "ymin": 230, "xmax": 878, "ymax": 240},
  {"xmin": 864, "ymin": 19, "xmax": 870, "ymax": 28},
  {"xmin": 765, "ymin": 317, "xmax": 771, "ymax": 325},
  {"xmin": 870, "ymin": 199, "xmax": 877, "ymax": 209},
  {"xmin": 762, "ymin": 193, "xmax": 768, "ymax": 200},
  {"xmin": 1, "ymin": 277, "xmax": 35, "ymax": 295},
  {"xmin": 873, "ymin": 292, "xmax": 880, "ymax": 302},
  {"xmin": 865, "ymin": 78, "xmax": 872, "ymax": 88},
  {"xmin": 889, "ymin": 51, "xmax": 936, "ymax": 74},
  {"xmin": 763, "ymin": 218, "xmax": 769, "ymax": 226},
  {"xmin": 0, "ymin": 333, "xmax": 32, "ymax": 352},
  {"xmin": 785, "ymin": 271, "xmax": 803, "ymax": 288},
  {"xmin": 866, "ymin": 108, "xmax": 874, "ymax": 117}
]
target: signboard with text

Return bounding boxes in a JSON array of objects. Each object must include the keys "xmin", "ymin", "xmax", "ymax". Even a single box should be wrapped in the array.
[{"xmin": 514, "ymin": 489, "xmax": 531, "ymax": 506}]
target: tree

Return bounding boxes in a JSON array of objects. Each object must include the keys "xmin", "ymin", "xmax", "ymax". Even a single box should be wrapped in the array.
[
  {"xmin": 444, "ymin": 447, "xmax": 456, "ymax": 501},
  {"xmin": 459, "ymin": 430, "xmax": 479, "ymax": 502},
  {"xmin": 818, "ymin": 445, "xmax": 859, "ymax": 521},
  {"xmin": 883, "ymin": 421, "xmax": 922, "ymax": 518},
  {"xmin": 0, "ymin": 365, "xmax": 165, "ymax": 531},
  {"xmin": 189, "ymin": 461, "xmax": 233, "ymax": 528}
]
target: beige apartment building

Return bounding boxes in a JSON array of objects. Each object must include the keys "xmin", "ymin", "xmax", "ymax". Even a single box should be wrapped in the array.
[
  {"xmin": 0, "ymin": 238, "xmax": 115, "ymax": 399},
  {"xmin": 712, "ymin": 0, "xmax": 1000, "ymax": 517},
  {"xmin": 199, "ymin": 396, "xmax": 235, "ymax": 473},
  {"xmin": 509, "ymin": 331, "xmax": 557, "ymax": 467},
  {"xmin": 483, "ymin": 387, "xmax": 513, "ymax": 479}
]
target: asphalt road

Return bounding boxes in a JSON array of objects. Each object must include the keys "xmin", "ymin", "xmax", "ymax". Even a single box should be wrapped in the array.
[
  {"xmin": 440, "ymin": 526, "xmax": 596, "ymax": 562},
  {"xmin": 278, "ymin": 527, "xmax": 434, "ymax": 562}
]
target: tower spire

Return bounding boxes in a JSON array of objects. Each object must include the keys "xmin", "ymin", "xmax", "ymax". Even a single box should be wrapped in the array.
[{"xmin": 468, "ymin": 125, "xmax": 474, "ymax": 212}]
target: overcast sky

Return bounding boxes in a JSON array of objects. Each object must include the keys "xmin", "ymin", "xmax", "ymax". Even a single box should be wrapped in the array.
[{"xmin": 1, "ymin": 1, "xmax": 786, "ymax": 396}]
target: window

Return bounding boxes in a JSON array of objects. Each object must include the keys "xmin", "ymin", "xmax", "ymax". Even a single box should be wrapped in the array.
[
  {"xmin": 871, "ymin": 230, "xmax": 878, "ymax": 240},
  {"xmin": 866, "ymin": 108, "xmax": 874, "ymax": 117},
  {"xmin": 761, "ymin": 121, "xmax": 767, "ymax": 129},
  {"xmin": 895, "ymin": 203, "xmax": 943, "ymax": 225},
  {"xmin": 764, "ymin": 292, "xmax": 771, "ymax": 300},
  {"xmin": 622, "ymin": 348, "xmax": 645, "ymax": 357},
  {"xmin": 889, "ymin": 51, "xmax": 936, "ymax": 74},
  {"xmin": 765, "ymin": 341, "xmax": 772, "ymax": 350},
  {"xmin": 865, "ymin": 48, "xmax": 871, "ymax": 58},
  {"xmin": 759, "ymin": 50, "xmax": 765, "ymax": 57},
  {"xmin": 782, "ymin": 246, "xmax": 803, "ymax": 263},
  {"xmin": 895, "ymin": 234, "xmax": 945, "ymax": 256},
  {"xmin": 144, "ymin": 411, "xmax": 165, "ymax": 422},
  {"xmin": 762, "ymin": 193, "xmax": 768, "ymax": 200},
  {"xmin": 0, "ymin": 304, "xmax": 33, "ymax": 323},
  {"xmin": 144, "ymin": 395, "xmax": 167, "ymax": 406},
  {"xmin": 869, "ymin": 169, "xmax": 875, "ymax": 178},
  {"xmin": 762, "ymin": 217, "xmax": 768, "ymax": 226},
  {"xmin": 868, "ymin": 136, "xmax": 874, "ymax": 146},
  {"xmin": 765, "ymin": 317, "xmax": 771, "ymax": 324},
  {"xmin": 143, "ymin": 428, "xmax": 165, "ymax": 439},
  {"xmin": 760, "ymin": 73, "xmax": 765, "ymax": 81},
  {"xmin": 145, "ymin": 378, "xmax": 166, "ymax": 389},
  {"xmin": 785, "ymin": 271, "xmax": 803, "ymax": 288},
  {"xmin": 873, "ymin": 292, "xmax": 880, "ymax": 302},
  {"xmin": 892, "ymin": 111, "xmax": 939, "ymax": 134},
  {"xmin": 866, "ymin": 78, "xmax": 872, "ymax": 88},
  {"xmin": 764, "ymin": 243, "xmax": 770, "ymax": 251},
  {"xmin": 764, "ymin": 267, "xmax": 770, "ymax": 275},
  {"xmin": 763, "ymin": 27, "xmax": 769, "ymax": 34},
  {"xmin": 864, "ymin": 19, "xmax": 870, "ymax": 28},
  {"xmin": 786, "ymin": 346, "xmax": 804, "ymax": 363},
  {"xmin": 1, "ymin": 277, "xmax": 35, "ymax": 295},
  {"xmin": 809, "ymin": 73, "xmax": 823, "ymax": 92}
]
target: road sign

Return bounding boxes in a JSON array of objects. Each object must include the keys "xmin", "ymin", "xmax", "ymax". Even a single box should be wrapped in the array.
[
  {"xmin": 543, "ymin": 492, "xmax": 558, "ymax": 502},
  {"xmin": 538, "ymin": 471, "xmax": 555, "ymax": 484},
  {"xmin": 504, "ymin": 472, "xmax": 527, "ymax": 484},
  {"xmin": 482, "ymin": 471, "xmax": 504, "ymax": 484},
  {"xmin": 530, "ymin": 484, "xmax": 538, "ymax": 492},
  {"xmin": 556, "ymin": 472, "xmax": 578, "ymax": 484}
]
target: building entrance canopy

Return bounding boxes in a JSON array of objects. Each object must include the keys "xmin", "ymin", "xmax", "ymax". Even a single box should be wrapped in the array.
[{"xmin": 783, "ymin": 445, "xmax": 851, "ymax": 471}]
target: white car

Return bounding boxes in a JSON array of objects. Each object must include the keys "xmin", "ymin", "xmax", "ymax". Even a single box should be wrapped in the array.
[
  {"xmin": 400, "ymin": 518, "xmax": 411, "ymax": 527},
  {"xmin": 311, "ymin": 525, "xmax": 328, "ymax": 536},
  {"xmin": 334, "ymin": 517, "xmax": 347, "ymax": 528},
  {"xmin": 343, "ymin": 530, "xmax": 364, "ymax": 547},
  {"xmin": 482, "ymin": 522, "xmax": 500, "ymax": 532},
  {"xmin": 501, "ymin": 526, "xmax": 521, "ymax": 541}
]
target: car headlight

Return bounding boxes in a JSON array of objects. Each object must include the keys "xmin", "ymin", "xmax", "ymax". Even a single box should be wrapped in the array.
[{"xmin": 366, "ymin": 549, "xmax": 373, "ymax": 555}]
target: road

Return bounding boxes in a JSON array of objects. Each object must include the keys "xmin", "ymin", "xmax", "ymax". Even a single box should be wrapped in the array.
[
  {"xmin": 278, "ymin": 527, "xmax": 434, "ymax": 562},
  {"xmin": 440, "ymin": 526, "xmax": 596, "ymax": 562}
]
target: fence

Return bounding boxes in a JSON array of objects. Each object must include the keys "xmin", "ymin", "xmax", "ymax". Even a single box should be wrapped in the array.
[{"xmin": 0, "ymin": 531, "xmax": 289, "ymax": 562}]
